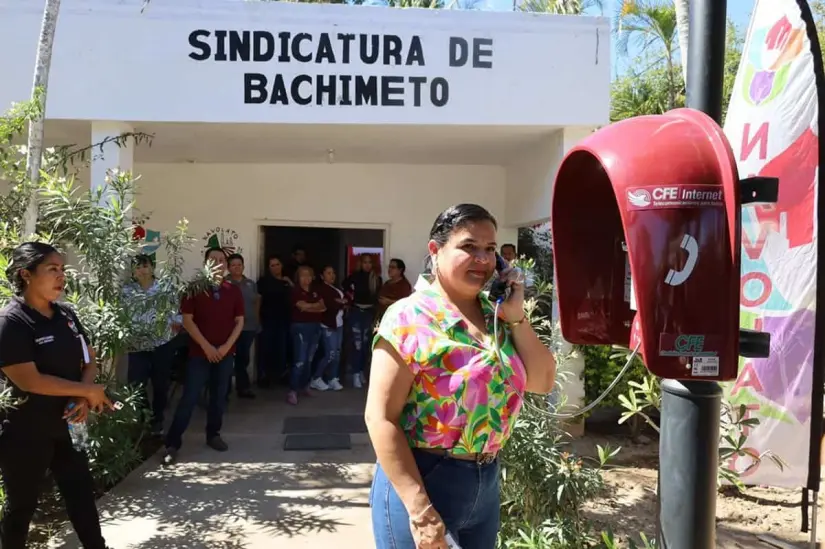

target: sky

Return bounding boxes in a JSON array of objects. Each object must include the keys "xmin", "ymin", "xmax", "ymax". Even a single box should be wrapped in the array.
[{"xmin": 482, "ymin": 0, "xmax": 756, "ymax": 78}]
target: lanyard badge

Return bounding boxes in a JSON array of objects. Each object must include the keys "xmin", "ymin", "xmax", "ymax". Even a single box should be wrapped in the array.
[{"xmin": 61, "ymin": 309, "xmax": 90, "ymax": 364}]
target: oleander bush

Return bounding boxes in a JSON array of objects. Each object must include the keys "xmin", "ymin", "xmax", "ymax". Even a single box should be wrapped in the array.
[
  {"xmin": 0, "ymin": 96, "xmax": 208, "ymax": 496},
  {"xmin": 581, "ymin": 344, "xmax": 650, "ymax": 434},
  {"xmin": 497, "ymin": 258, "xmax": 619, "ymax": 549}
]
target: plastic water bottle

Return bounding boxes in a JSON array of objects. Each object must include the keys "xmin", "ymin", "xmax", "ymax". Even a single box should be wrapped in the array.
[
  {"xmin": 68, "ymin": 421, "xmax": 90, "ymax": 450},
  {"xmin": 69, "ymin": 421, "xmax": 89, "ymax": 451},
  {"xmin": 66, "ymin": 403, "xmax": 90, "ymax": 451}
]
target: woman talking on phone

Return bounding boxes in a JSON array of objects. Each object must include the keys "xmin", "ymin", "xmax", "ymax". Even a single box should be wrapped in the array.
[
  {"xmin": 0, "ymin": 242, "xmax": 113, "ymax": 549},
  {"xmin": 365, "ymin": 204, "xmax": 556, "ymax": 549}
]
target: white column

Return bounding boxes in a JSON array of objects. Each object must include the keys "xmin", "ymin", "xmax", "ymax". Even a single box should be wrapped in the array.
[
  {"xmin": 90, "ymin": 121, "xmax": 134, "ymax": 208},
  {"xmin": 561, "ymin": 126, "xmax": 595, "ymax": 154},
  {"xmin": 91, "ymin": 122, "xmax": 134, "ymax": 385}
]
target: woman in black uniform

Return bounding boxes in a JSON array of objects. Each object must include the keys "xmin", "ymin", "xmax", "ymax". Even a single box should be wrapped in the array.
[{"xmin": 0, "ymin": 242, "xmax": 112, "ymax": 549}]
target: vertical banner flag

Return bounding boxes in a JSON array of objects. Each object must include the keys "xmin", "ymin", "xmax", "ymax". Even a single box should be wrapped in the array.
[{"xmin": 723, "ymin": 0, "xmax": 824, "ymax": 488}]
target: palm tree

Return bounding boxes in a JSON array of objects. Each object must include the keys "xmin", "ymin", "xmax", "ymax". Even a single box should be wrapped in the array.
[
  {"xmin": 674, "ymin": 0, "xmax": 689, "ymax": 84},
  {"xmin": 385, "ymin": 0, "xmax": 443, "ymax": 7},
  {"xmin": 518, "ymin": 0, "xmax": 602, "ymax": 14},
  {"xmin": 813, "ymin": 0, "xmax": 825, "ymax": 68},
  {"xmin": 23, "ymin": 0, "xmax": 61, "ymax": 236},
  {"xmin": 720, "ymin": 19, "xmax": 743, "ymax": 125},
  {"xmin": 611, "ymin": 62, "xmax": 681, "ymax": 121},
  {"xmin": 614, "ymin": 0, "xmax": 679, "ymax": 109}
]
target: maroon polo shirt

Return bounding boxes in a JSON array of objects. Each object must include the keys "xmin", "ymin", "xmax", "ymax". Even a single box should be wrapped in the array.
[
  {"xmin": 317, "ymin": 282, "xmax": 346, "ymax": 329},
  {"xmin": 181, "ymin": 280, "xmax": 244, "ymax": 358},
  {"xmin": 290, "ymin": 286, "xmax": 324, "ymax": 324}
]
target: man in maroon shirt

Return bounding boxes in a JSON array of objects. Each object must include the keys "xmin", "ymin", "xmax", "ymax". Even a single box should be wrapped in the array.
[{"xmin": 162, "ymin": 247, "xmax": 244, "ymax": 465}]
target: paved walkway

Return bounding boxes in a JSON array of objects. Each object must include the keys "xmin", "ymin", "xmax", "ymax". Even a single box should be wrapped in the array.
[{"xmin": 51, "ymin": 390, "xmax": 376, "ymax": 549}]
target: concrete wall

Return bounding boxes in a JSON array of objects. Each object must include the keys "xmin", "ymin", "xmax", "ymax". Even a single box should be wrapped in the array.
[
  {"xmin": 130, "ymin": 162, "xmax": 515, "ymax": 280},
  {"xmin": 505, "ymin": 127, "xmax": 595, "ymax": 227}
]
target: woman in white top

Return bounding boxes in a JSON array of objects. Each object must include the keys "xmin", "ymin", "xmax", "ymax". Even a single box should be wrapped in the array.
[{"xmin": 310, "ymin": 266, "xmax": 349, "ymax": 392}]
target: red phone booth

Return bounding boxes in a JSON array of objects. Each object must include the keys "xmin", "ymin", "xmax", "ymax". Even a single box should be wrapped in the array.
[{"xmin": 552, "ymin": 108, "xmax": 771, "ymax": 382}]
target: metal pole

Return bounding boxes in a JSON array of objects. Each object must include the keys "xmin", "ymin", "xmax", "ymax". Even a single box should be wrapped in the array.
[
  {"xmin": 657, "ymin": 0, "xmax": 728, "ymax": 548},
  {"xmin": 685, "ymin": 0, "xmax": 728, "ymax": 122},
  {"xmin": 658, "ymin": 380, "xmax": 722, "ymax": 548},
  {"xmin": 811, "ymin": 491, "xmax": 819, "ymax": 549}
]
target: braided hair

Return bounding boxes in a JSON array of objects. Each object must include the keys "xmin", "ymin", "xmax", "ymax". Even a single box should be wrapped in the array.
[{"xmin": 5, "ymin": 242, "xmax": 60, "ymax": 296}]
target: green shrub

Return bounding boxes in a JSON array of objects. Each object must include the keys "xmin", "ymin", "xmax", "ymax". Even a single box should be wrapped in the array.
[
  {"xmin": 581, "ymin": 344, "xmax": 649, "ymax": 435},
  {"xmin": 86, "ymin": 384, "xmax": 152, "ymax": 492},
  {"xmin": 599, "ymin": 529, "xmax": 657, "ymax": 549},
  {"xmin": 499, "ymin": 392, "xmax": 619, "ymax": 548},
  {"xmin": 498, "ymin": 258, "xmax": 620, "ymax": 548},
  {"xmin": 0, "ymin": 96, "xmax": 204, "ymax": 496}
]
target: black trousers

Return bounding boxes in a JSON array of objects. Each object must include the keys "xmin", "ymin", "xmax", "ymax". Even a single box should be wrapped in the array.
[{"xmin": 0, "ymin": 431, "xmax": 106, "ymax": 549}]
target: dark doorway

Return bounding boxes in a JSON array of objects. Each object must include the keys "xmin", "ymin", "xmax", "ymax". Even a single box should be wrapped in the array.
[
  {"xmin": 261, "ymin": 226, "xmax": 384, "ymax": 280},
  {"xmin": 259, "ymin": 225, "xmax": 385, "ymax": 387}
]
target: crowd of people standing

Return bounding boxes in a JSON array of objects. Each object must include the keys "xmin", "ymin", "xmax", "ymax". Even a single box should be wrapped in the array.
[
  {"xmin": 117, "ymin": 244, "xmax": 416, "ymax": 463},
  {"xmin": 0, "ymin": 220, "xmax": 525, "ymax": 546},
  {"xmin": 257, "ymin": 247, "xmax": 414, "ymax": 403}
]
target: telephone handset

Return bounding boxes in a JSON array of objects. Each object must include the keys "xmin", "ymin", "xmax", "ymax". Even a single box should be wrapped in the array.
[
  {"xmin": 489, "ymin": 254, "xmax": 510, "ymax": 303},
  {"xmin": 665, "ymin": 233, "xmax": 699, "ymax": 287}
]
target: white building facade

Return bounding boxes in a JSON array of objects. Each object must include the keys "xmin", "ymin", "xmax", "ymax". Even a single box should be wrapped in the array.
[{"xmin": 0, "ymin": 0, "xmax": 609, "ymax": 409}]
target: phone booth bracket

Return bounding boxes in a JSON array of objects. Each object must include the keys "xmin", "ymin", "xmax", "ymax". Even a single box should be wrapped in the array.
[{"xmin": 737, "ymin": 175, "xmax": 778, "ymax": 359}]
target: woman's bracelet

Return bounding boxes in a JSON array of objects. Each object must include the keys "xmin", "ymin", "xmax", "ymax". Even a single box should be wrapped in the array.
[
  {"xmin": 409, "ymin": 503, "xmax": 433, "ymax": 522},
  {"xmin": 507, "ymin": 315, "xmax": 528, "ymax": 328}
]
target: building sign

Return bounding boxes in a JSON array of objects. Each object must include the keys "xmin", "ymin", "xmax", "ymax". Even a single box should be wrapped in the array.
[
  {"xmin": 203, "ymin": 227, "xmax": 243, "ymax": 256},
  {"xmin": 187, "ymin": 30, "xmax": 494, "ymax": 107}
]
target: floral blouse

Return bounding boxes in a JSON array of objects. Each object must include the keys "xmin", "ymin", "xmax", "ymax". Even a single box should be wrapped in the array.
[{"xmin": 373, "ymin": 276, "xmax": 527, "ymax": 454}]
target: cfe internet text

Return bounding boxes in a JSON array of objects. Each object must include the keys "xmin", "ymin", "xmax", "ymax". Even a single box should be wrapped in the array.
[{"xmin": 188, "ymin": 30, "xmax": 494, "ymax": 107}]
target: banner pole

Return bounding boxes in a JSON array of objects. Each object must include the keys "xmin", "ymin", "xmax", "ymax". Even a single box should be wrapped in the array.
[
  {"xmin": 794, "ymin": 0, "xmax": 825, "ymax": 538},
  {"xmin": 657, "ymin": 0, "xmax": 727, "ymax": 547}
]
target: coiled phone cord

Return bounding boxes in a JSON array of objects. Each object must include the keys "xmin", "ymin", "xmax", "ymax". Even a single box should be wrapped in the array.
[{"xmin": 492, "ymin": 300, "xmax": 643, "ymax": 420}]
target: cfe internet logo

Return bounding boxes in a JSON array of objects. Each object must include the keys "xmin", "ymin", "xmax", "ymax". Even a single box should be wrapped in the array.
[
  {"xmin": 659, "ymin": 334, "xmax": 719, "ymax": 357},
  {"xmin": 626, "ymin": 184, "xmax": 725, "ymax": 210}
]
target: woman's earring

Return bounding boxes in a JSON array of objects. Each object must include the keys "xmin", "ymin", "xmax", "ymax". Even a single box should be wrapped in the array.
[{"xmin": 433, "ymin": 256, "xmax": 443, "ymax": 281}]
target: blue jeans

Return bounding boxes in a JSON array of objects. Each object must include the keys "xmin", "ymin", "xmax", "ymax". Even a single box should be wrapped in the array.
[
  {"xmin": 348, "ymin": 307, "xmax": 374, "ymax": 376},
  {"xmin": 165, "ymin": 356, "xmax": 233, "ymax": 450},
  {"xmin": 314, "ymin": 326, "xmax": 343, "ymax": 380},
  {"xmin": 127, "ymin": 339, "xmax": 175, "ymax": 430},
  {"xmin": 370, "ymin": 449, "xmax": 501, "ymax": 549},
  {"xmin": 232, "ymin": 330, "xmax": 256, "ymax": 393},
  {"xmin": 289, "ymin": 323, "xmax": 321, "ymax": 391},
  {"xmin": 257, "ymin": 322, "xmax": 288, "ymax": 383}
]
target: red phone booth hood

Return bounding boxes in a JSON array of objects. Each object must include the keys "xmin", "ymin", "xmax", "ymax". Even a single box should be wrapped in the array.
[{"xmin": 551, "ymin": 108, "xmax": 742, "ymax": 381}]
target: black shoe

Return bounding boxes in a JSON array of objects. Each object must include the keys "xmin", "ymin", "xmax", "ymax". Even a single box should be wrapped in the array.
[
  {"xmin": 161, "ymin": 447, "xmax": 178, "ymax": 465},
  {"xmin": 207, "ymin": 436, "xmax": 229, "ymax": 452},
  {"xmin": 237, "ymin": 389, "xmax": 256, "ymax": 399},
  {"xmin": 149, "ymin": 424, "xmax": 164, "ymax": 437}
]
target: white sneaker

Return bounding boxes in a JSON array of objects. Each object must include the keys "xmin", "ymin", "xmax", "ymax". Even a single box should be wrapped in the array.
[
  {"xmin": 328, "ymin": 378, "xmax": 344, "ymax": 391},
  {"xmin": 309, "ymin": 378, "xmax": 329, "ymax": 391},
  {"xmin": 353, "ymin": 375, "xmax": 363, "ymax": 389}
]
